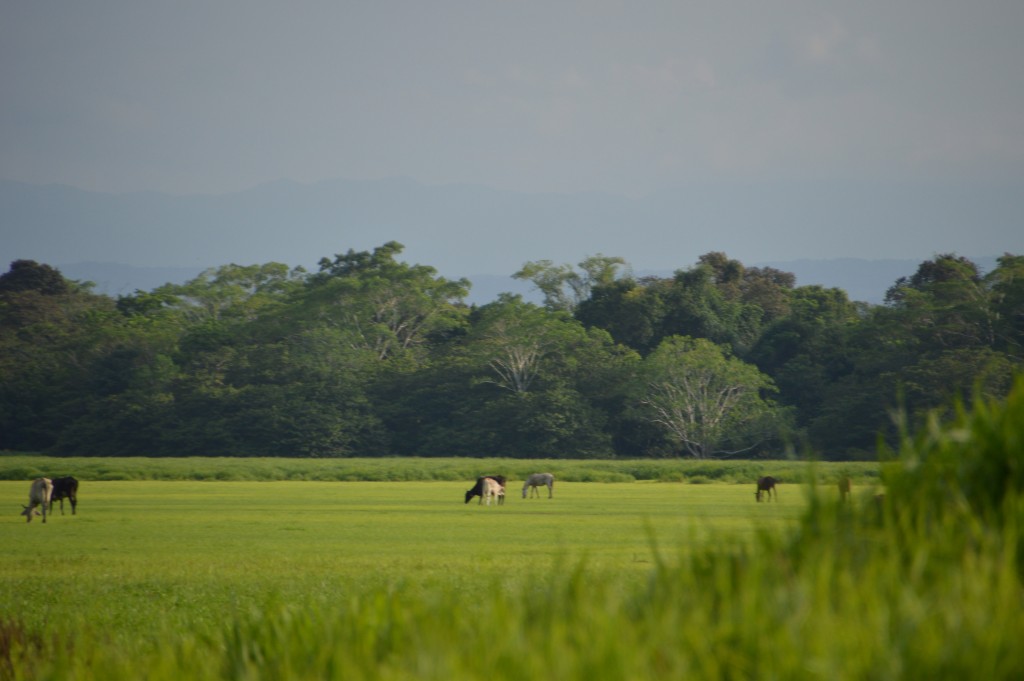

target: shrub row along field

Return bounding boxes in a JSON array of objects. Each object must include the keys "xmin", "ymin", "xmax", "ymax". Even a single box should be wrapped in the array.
[
  {"xmin": 2, "ymin": 378, "xmax": 1024, "ymax": 679},
  {"xmin": 0, "ymin": 454, "xmax": 879, "ymax": 485}
]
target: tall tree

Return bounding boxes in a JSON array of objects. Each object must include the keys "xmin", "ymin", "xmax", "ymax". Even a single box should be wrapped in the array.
[
  {"xmin": 638, "ymin": 336, "xmax": 786, "ymax": 458},
  {"xmin": 883, "ymin": 253, "xmax": 995, "ymax": 351},
  {"xmin": 808, "ymin": 254, "xmax": 1021, "ymax": 456},
  {"xmin": 749, "ymin": 285, "xmax": 860, "ymax": 431},
  {"xmin": 303, "ymin": 241, "xmax": 470, "ymax": 360},
  {"xmin": 455, "ymin": 295, "xmax": 627, "ymax": 457},
  {"xmin": 468, "ymin": 295, "xmax": 575, "ymax": 394},
  {"xmin": 576, "ymin": 276, "xmax": 669, "ymax": 355},
  {"xmin": 987, "ymin": 254, "xmax": 1024, "ymax": 357},
  {"xmin": 0, "ymin": 259, "xmax": 71, "ymax": 295},
  {"xmin": 662, "ymin": 264, "xmax": 756, "ymax": 353},
  {"xmin": 0, "ymin": 262, "xmax": 126, "ymax": 451},
  {"xmin": 514, "ymin": 254, "xmax": 627, "ymax": 312},
  {"xmin": 159, "ymin": 262, "xmax": 303, "ymax": 322}
]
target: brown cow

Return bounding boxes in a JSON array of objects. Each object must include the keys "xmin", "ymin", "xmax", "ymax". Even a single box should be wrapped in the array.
[
  {"xmin": 838, "ymin": 476, "xmax": 852, "ymax": 502},
  {"xmin": 20, "ymin": 478, "xmax": 53, "ymax": 523},
  {"xmin": 755, "ymin": 476, "xmax": 777, "ymax": 502}
]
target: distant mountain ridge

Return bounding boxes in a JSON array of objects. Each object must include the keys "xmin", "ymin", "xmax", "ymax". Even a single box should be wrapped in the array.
[{"xmin": 1, "ymin": 177, "xmax": 1015, "ymax": 305}]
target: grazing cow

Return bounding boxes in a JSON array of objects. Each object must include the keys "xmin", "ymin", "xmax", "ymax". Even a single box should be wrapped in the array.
[
  {"xmin": 49, "ymin": 476, "xmax": 79, "ymax": 515},
  {"xmin": 481, "ymin": 477, "xmax": 504, "ymax": 506},
  {"xmin": 522, "ymin": 473, "xmax": 555, "ymax": 499},
  {"xmin": 755, "ymin": 476, "xmax": 778, "ymax": 502},
  {"xmin": 465, "ymin": 475, "xmax": 507, "ymax": 504},
  {"xmin": 20, "ymin": 478, "xmax": 53, "ymax": 523},
  {"xmin": 838, "ymin": 476, "xmax": 852, "ymax": 502}
]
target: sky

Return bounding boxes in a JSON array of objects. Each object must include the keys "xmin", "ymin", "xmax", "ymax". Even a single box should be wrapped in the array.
[{"xmin": 1, "ymin": 1, "xmax": 1023, "ymax": 273}]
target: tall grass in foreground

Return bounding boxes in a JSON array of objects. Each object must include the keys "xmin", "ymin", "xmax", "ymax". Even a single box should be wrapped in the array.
[{"xmin": 4, "ymin": 381, "xmax": 1024, "ymax": 679}]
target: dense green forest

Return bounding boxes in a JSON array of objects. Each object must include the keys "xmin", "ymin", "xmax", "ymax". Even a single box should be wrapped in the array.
[{"xmin": 1, "ymin": 244, "xmax": 1021, "ymax": 460}]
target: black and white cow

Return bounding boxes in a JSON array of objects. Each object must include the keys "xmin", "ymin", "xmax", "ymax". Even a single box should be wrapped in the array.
[{"xmin": 464, "ymin": 475, "xmax": 506, "ymax": 504}]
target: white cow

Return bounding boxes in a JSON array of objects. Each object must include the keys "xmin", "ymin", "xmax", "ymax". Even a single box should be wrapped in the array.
[
  {"xmin": 522, "ymin": 473, "xmax": 554, "ymax": 499},
  {"xmin": 21, "ymin": 478, "xmax": 53, "ymax": 523},
  {"xmin": 481, "ymin": 477, "xmax": 504, "ymax": 506}
]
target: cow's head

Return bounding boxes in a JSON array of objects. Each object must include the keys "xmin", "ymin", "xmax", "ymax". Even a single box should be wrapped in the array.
[
  {"xmin": 20, "ymin": 505, "xmax": 37, "ymax": 522},
  {"xmin": 464, "ymin": 489, "xmax": 476, "ymax": 504}
]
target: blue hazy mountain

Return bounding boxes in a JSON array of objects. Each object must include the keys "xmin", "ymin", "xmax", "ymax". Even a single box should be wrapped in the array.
[{"xmin": 1, "ymin": 177, "xmax": 1012, "ymax": 305}]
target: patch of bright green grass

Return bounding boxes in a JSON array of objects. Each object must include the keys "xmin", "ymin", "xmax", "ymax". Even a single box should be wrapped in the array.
[{"xmin": 0, "ymin": 480, "xmax": 803, "ymax": 648}]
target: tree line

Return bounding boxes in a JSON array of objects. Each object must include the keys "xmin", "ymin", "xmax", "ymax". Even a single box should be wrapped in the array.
[{"xmin": 1, "ymin": 243, "xmax": 1021, "ymax": 459}]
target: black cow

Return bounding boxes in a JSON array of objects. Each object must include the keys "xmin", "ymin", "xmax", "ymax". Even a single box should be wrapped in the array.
[
  {"xmin": 49, "ymin": 476, "xmax": 78, "ymax": 515},
  {"xmin": 755, "ymin": 476, "xmax": 778, "ymax": 502},
  {"xmin": 464, "ymin": 475, "xmax": 506, "ymax": 504}
]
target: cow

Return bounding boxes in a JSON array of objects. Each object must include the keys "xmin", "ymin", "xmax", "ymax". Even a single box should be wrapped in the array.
[
  {"xmin": 464, "ymin": 475, "xmax": 506, "ymax": 504},
  {"xmin": 480, "ymin": 477, "xmax": 504, "ymax": 506},
  {"xmin": 20, "ymin": 478, "xmax": 53, "ymax": 523},
  {"xmin": 755, "ymin": 476, "xmax": 778, "ymax": 502},
  {"xmin": 838, "ymin": 476, "xmax": 852, "ymax": 502},
  {"xmin": 49, "ymin": 476, "xmax": 78, "ymax": 515},
  {"xmin": 522, "ymin": 473, "xmax": 554, "ymax": 499}
]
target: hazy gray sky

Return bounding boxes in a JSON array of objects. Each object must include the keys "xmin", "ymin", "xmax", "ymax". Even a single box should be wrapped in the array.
[
  {"xmin": 3, "ymin": 0, "xmax": 1022, "ymax": 196},
  {"xmin": 2, "ymin": 1, "xmax": 1023, "ymax": 273}
]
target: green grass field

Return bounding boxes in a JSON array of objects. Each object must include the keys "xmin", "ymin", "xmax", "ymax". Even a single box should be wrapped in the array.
[
  {"xmin": 0, "ymin": 476, "xmax": 824, "ymax": 679},
  {"xmin": 1, "ymin": 439, "xmax": 1021, "ymax": 679},
  {"xmin": 1, "ymin": 479, "xmax": 809, "ymax": 626}
]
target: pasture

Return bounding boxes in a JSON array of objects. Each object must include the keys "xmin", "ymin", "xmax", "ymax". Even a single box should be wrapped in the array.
[
  {"xmin": 2, "ymin": 448, "xmax": 1021, "ymax": 679},
  {"xmin": 0, "ymin": 475, "xmax": 811, "ymax": 678},
  {"xmin": 1, "ymin": 479, "xmax": 806, "ymax": 615}
]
